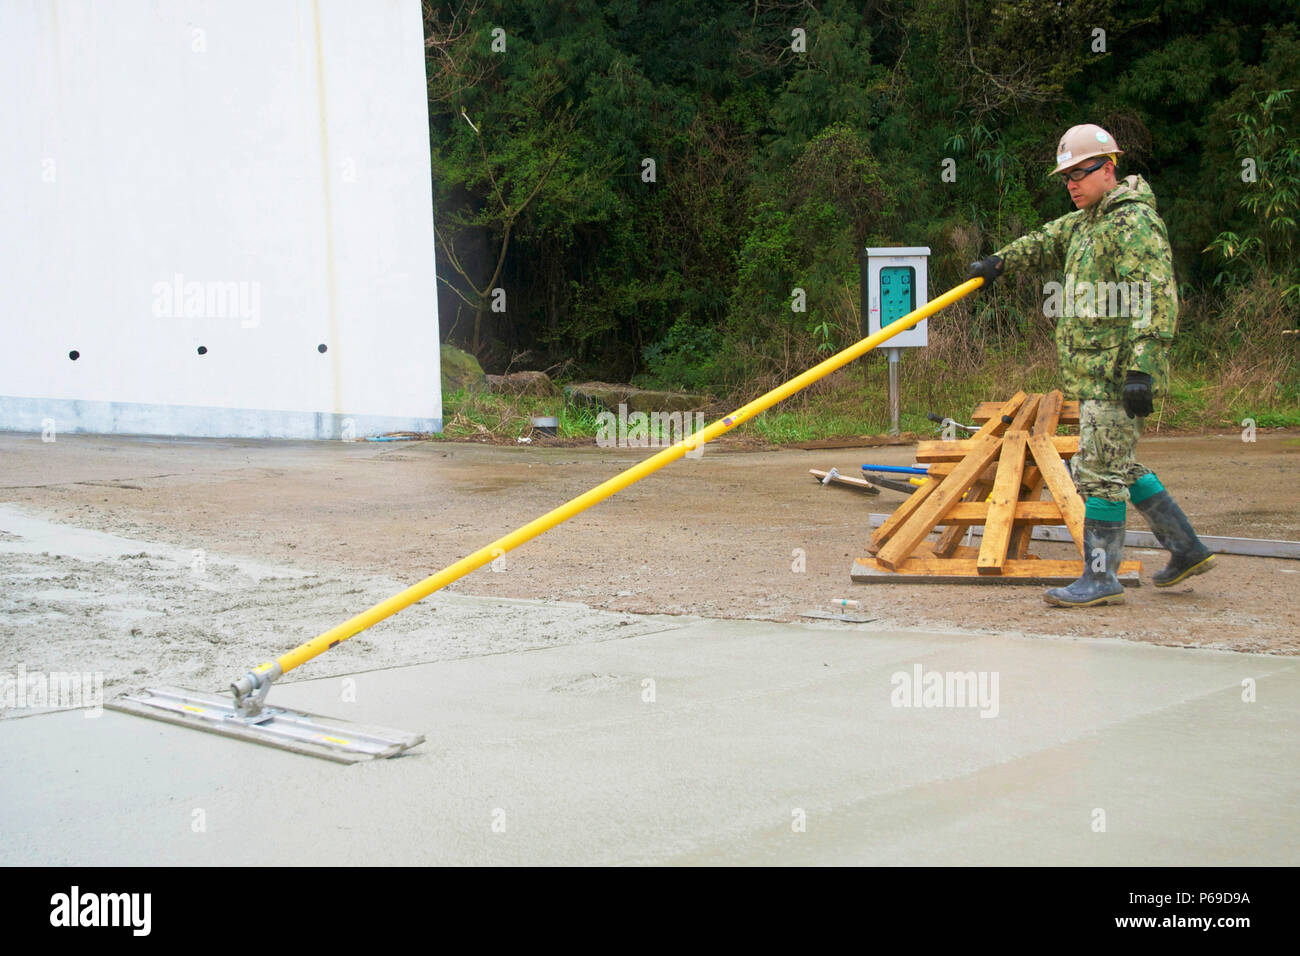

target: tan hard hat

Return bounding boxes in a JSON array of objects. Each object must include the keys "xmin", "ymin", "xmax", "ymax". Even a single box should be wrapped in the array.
[{"xmin": 1050, "ymin": 124, "xmax": 1124, "ymax": 175}]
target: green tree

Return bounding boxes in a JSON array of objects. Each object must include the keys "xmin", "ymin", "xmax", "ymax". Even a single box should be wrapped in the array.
[{"xmin": 1206, "ymin": 89, "xmax": 1300, "ymax": 300}]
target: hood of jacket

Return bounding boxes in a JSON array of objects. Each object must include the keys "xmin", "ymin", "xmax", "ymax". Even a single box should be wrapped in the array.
[{"xmin": 1096, "ymin": 174, "xmax": 1157, "ymax": 216}]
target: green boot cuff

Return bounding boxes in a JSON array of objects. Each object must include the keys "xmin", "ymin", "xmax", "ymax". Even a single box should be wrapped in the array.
[
  {"xmin": 1085, "ymin": 497, "xmax": 1127, "ymax": 522},
  {"xmin": 1129, "ymin": 472, "xmax": 1165, "ymax": 504}
]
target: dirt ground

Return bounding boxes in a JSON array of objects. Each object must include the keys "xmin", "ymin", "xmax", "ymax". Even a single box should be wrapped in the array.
[{"xmin": 2, "ymin": 427, "xmax": 1298, "ymax": 696}]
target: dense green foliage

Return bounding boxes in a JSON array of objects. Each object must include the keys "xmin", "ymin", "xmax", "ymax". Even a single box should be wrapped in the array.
[{"xmin": 424, "ymin": 0, "xmax": 1299, "ymax": 399}]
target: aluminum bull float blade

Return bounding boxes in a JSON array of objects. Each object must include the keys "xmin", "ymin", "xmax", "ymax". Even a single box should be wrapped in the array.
[
  {"xmin": 111, "ymin": 279, "xmax": 987, "ymax": 761},
  {"xmin": 107, "ymin": 686, "xmax": 423, "ymax": 763}
]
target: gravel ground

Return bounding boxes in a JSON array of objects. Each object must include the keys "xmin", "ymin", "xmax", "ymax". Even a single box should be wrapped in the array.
[{"xmin": 1, "ymin": 426, "xmax": 1296, "ymax": 710}]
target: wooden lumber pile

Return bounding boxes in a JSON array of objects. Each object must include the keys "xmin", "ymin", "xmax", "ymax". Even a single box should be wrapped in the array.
[{"xmin": 851, "ymin": 391, "xmax": 1142, "ymax": 584}]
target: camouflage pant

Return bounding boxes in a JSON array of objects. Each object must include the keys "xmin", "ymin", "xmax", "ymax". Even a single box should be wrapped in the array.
[{"xmin": 1071, "ymin": 400, "xmax": 1152, "ymax": 502}]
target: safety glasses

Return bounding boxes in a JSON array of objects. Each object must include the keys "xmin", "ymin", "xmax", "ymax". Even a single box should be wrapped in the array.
[{"xmin": 1060, "ymin": 157, "xmax": 1108, "ymax": 185}]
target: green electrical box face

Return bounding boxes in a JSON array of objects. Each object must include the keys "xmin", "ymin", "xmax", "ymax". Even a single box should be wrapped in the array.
[{"xmin": 879, "ymin": 266, "xmax": 915, "ymax": 326}]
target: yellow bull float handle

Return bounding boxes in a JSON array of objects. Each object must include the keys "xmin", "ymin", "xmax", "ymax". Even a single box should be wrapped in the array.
[{"xmin": 231, "ymin": 278, "xmax": 983, "ymax": 709}]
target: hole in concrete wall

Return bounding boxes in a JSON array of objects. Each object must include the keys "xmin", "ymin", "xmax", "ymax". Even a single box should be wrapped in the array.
[
  {"xmin": 68, "ymin": 350, "xmax": 80, "ymax": 360},
  {"xmin": 197, "ymin": 346, "xmax": 208, "ymax": 355},
  {"xmin": 317, "ymin": 344, "xmax": 328, "ymax": 353}
]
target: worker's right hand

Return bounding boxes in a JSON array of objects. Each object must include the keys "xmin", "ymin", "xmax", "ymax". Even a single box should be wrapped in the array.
[{"xmin": 967, "ymin": 255, "xmax": 1003, "ymax": 287}]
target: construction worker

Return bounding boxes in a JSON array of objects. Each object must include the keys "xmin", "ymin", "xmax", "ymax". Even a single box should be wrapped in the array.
[{"xmin": 967, "ymin": 123, "xmax": 1215, "ymax": 607}]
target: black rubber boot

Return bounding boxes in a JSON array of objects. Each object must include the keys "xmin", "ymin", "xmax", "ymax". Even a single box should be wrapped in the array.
[
  {"xmin": 1133, "ymin": 490, "xmax": 1215, "ymax": 587},
  {"xmin": 1044, "ymin": 518, "xmax": 1127, "ymax": 607}
]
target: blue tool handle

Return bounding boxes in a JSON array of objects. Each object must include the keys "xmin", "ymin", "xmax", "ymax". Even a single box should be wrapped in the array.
[{"xmin": 861, "ymin": 464, "xmax": 929, "ymax": 475}]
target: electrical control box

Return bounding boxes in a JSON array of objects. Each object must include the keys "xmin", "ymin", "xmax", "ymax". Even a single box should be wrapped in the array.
[{"xmin": 861, "ymin": 247, "xmax": 930, "ymax": 347}]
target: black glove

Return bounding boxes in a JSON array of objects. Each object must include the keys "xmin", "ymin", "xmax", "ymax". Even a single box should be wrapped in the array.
[
  {"xmin": 967, "ymin": 255, "xmax": 1003, "ymax": 287},
  {"xmin": 1122, "ymin": 371, "xmax": 1154, "ymax": 419}
]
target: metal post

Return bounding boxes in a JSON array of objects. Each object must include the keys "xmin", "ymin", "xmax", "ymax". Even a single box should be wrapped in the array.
[{"xmin": 887, "ymin": 347, "xmax": 901, "ymax": 436}]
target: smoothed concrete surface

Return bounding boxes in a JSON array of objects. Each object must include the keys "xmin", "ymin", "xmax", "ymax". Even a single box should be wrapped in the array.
[{"xmin": 2, "ymin": 618, "xmax": 1295, "ymax": 865}]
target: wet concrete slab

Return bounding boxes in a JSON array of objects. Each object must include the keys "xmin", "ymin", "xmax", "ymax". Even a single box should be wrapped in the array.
[{"xmin": 2, "ymin": 618, "xmax": 1295, "ymax": 865}]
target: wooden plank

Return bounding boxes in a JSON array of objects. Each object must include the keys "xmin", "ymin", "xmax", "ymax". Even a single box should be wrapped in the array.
[
  {"xmin": 916, "ymin": 434, "xmax": 1077, "ymax": 462},
  {"xmin": 923, "ymin": 462, "xmax": 972, "ymax": 478},
  {"xmin": 868, "ymin": 476, "xmax": 940, "ymax": 553},
  {"xmin": 808, "ymin": 469, "xmax": 881, "ymax": 495},
  {"xmin": 940, "ymin": 500, "xmax": 1064, "ymax": 524},
  {"xmin": 959, "ymin": 393, "xmax": 1042, "ymax": 557},
  {"xmin": 926, "ymin": 461, "xmax": 1043, "ymax": 490},
  {"xmin": 970, "ymin": 393, "xmax": 1044, "ymax": 560},
  {"xmin": 851, "ymin": 556, "xmax": 1141, "ymax": 584},
  {"xmin": 974, "ymin": 399, "xmax": 1079, "ymax": 425},
  {"xmin": 1008, "ymin": 393, "xmax": 1043, "ymax": 431},
  {"xmin": 875, "ymin": 431, "xmax": 1005, "ymax": 569},
  {"xmin": 1033, "ymin": 390, "xmax": 1065, "ymax": 437},
  {"xmin": 1008, "ymin": 390, "xmax": 1065, "ymax": 559},
  {"xmin": 1028, "ymin": 433, "xmax": 1085, "ymax": 554},
  {"xmin": 977, "ymin": 430, "xmax": 1029, "ymax": 573}
]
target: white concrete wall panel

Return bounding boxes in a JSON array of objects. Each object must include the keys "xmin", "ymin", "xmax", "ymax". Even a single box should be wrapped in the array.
[{"xmin": 0, "ymin": 0, "xmax": 441, "ymax": 438}]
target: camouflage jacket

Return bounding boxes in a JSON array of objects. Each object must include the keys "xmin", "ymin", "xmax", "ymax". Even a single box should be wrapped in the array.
[{"xmin": 996, "ymin": 175, "xmax": 1177, "ymax": 402}]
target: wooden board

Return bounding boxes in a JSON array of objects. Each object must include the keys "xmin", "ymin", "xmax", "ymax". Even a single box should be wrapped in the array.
[
  {"xmin": 1033, "ymin": 391, "xmax": 1066, "ymax": 437},
  {"xmin": 939, "ymin": 501, "xmax": 1066, "ymax": 524},
  {"xmin": 973, "ymin": 398, "xmax": 1079, "ymax": 425},
  {"xmin": 808, "ymin": 469, "xmax": 881, "ymax": 495},
  {"xmin": 851, "ymin": 556, "xmax": 1142, "ymax": 584},
  {"xmin": 977, "ymin": 430, "xmax": 1028, "ymax": 573},
  {"xmin": 967, "ymin": 393, "xmax": 1042, "ymax": 568},
  {"xmin": 926, "ymin": 461, "xmax": 1043, "ymax": 492},
  {"xmin": 1009, "ymin": 390, "xmax": 1065, "ymax": 558},
  {"xmin": 1007, "ymin": 393, "xmax": 1044, "ymax": 432},
  {"xmin": 915, "ymin": 435, "xmax": 1078, "ymax": 462}
]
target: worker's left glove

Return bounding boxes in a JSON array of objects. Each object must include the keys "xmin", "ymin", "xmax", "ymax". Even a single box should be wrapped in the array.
[{"xmin": 1122, "ymin": 371, "xmax": 1154, "ymax": 419}]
